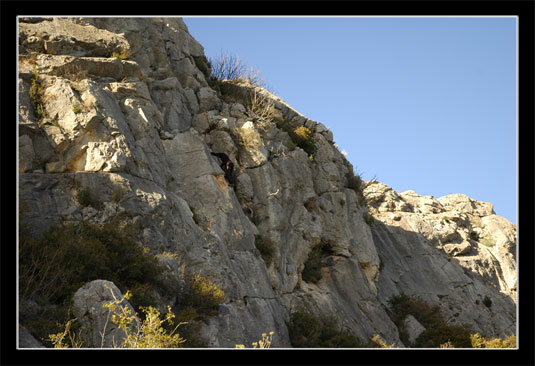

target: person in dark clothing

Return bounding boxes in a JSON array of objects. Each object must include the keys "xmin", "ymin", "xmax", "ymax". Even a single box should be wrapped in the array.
[{"xmin": 211, "ymin": 152, "xmax": 235, "ymax": 186}]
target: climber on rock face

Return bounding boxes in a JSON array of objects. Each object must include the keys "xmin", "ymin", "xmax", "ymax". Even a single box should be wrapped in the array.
[{"xmin": 211, "ymin": 151, "xmax": 235, "ymax": 186}]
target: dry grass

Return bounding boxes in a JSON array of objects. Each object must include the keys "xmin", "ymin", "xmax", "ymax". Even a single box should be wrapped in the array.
[
  {"xmin": 234, "ymin": 124, "xmax": 263, "ymax": 150},
  {"xmin": 249, "ymin": 89, "xmax": 276, "ymax": 123},
  {"xmin": 209, "ymin": 52, "xmax": 277, "ymax": 124},
  {"xmin": 209, "ymin": 52, "xmax": 265, "ymax": 87},
  {"xmin": 21, "ymin": 53, "xmax": 39, "ymax": 66}
]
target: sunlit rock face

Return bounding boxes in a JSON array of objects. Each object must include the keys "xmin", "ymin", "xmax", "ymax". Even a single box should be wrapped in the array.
[
  {"xmin": 365, "ymin": 183, "xmax": 516, "ymax": 338},
  {"xmin": 18, "ymin": 17, "xmax": 516, "ymax": 347}
]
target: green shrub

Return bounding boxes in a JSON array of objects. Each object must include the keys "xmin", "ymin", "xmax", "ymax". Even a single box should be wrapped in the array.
[
  {"xmin": 72, "ymin": 102, "xmax": 83, "ymax": 114},
  {"xmin": 29, "ymin": 67, "xmax": 46, "ymax": 121},
  {"xmin": 174, "ymin": 306, "xmax": 206, "ymax": 347},
  {"xmin": 363, "ymin": 212, "xmax": 375, "ymax": 226},
  {"xmin": 112, "ymin": 186, "xmax": 126, "ymax": 203},
  {"xmin": 254, "ymin": 234, "xmax": 276, "ymax": 266},
  {"xmin": 415, "ymin": 324, "xmax": 472, "ymax": 348},
  {"xmin": 111, "ymin": 48, "xmax": 130, "ymax": 60},
  {"xmin": 293, "ymin": 126, "xmax": 316, "ymax": 157},
  {"xmin": 302, "ymin": 241, "xmax": 333, "ymax": 284},
  {"xmin": 25, "ymin": 303, "xmax": 76, "ymax": 348},
  {"xmin": 388, "ymin": 292, "xmax": 443, "ymax": 329},
  {"xmin": 19, "ymin": 219, "xmax": 172, "ymax": 344},
  {"xmin": 388, "ymin": 293, "xmax": 511, "ymax": 348},
  {"xmin": 176, "ymin": 274, "xmax": 225, "ymax": 317},
  {"xmin": 482, "ymin": 296, "xmax": 492, "ymax": 308},
  {"xmin": 76, "ymin": 187, "xmax": 93, "ymax": 207},
  {"xmin": 275, "ymin": 118, "xmax": 297, "ymax": 150},
  {"xmin": 346, "ymin": 172, "xmax": 362, "ymax": 192},
  {"xmin": 387, "ymin": 292, "xmax": 414, "ymax": 327},
  {"xmin": 387, "ymin": 292, "xmax": 472, "ymax": 348},
  {"xmin": 165, "ymin": 274, "xmax": 223, "ymax": 347},
  {"xmin": 345, "ymin": 170, "xmax": 366, "ymax": 205},
  {"xmin": 19, "ymin": 220, "xmax": 174, "ymax": 344},
  {"xmin": 275, "ymin": 117, "xmax": 294, "ymax": 134},
  {"xmin": 216, "ymin": 80, "xmax": 250, "ymax": 104},
  {"xmin": 274, "ymin": 118, "xmax": 316, "ymax": 158},
  {"xmin": 288, "ymin": 311, "xmax": 322, "ymax": 347},
  {"xmin": 288, "ymin": 310, "xmax": 362, "ymax": 348},
  {"xmin": 378, "ymin": 255, "xmax": 384, "ymax": 272}
]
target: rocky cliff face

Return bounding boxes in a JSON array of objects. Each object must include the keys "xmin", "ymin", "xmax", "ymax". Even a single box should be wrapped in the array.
[{"xmin": 18, "ymin": 17, "xmax": 516, "ymax": 347}]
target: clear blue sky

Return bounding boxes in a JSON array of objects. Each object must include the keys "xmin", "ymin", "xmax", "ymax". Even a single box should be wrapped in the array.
[{"xmin": 183, "ymin": 17, "xmax": 517, "ymax": 224}]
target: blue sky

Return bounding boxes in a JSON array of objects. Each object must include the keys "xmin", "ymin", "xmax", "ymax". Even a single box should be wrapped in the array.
[{"xmin": 183, "ymin": 17, "xmax": 517, "ymax": 224}]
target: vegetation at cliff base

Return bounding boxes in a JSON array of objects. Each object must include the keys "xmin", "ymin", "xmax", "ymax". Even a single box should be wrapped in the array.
[
  {"xmin": 177, "ymin": 274, "xmax": 225, "ymax": 315},
  {"xmin": 19, "ymin": 219, "xmax": 172, "ymax": 346},
  {"xmin": 288, "ymin": 310, "xmax": 363, "ymax": 348},
  {"xmin": 236, "ymin": 331, "xmax": 275, "ymax": 348},
  {"xmin": 20, "ymin": 220, "xmax": 168, "ymax": 307},
  {"xmin": 387, "ymin": 292, "xmax": 515, "ymax": 348},
  {"xmin": 50, "ymin": 286, "xmax": 186, "ymax": 348},
  {"xmin": 470, "ymin": 333, "xmax": 516, "ymax": 348}
]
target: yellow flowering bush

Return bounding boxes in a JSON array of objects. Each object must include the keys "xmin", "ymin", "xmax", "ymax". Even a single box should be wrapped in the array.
[{"xmin": 236, "ymin": 331, "xmax": 274, "ymax": 348}]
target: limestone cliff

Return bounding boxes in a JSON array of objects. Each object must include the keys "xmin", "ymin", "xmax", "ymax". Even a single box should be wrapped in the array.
[{"xmin": 17, "ymin": 17, "xmax": 516, "ymax": 348}]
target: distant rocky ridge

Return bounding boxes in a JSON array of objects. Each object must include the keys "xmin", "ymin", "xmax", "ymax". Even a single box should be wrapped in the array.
[{"xmin": 18, "ymin": 17, "xmax": 516, "ymax": 348}]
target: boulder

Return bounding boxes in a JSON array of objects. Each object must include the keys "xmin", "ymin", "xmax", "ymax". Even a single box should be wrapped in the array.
[
  {"xmin": 403, "ymin": 315, "xmax": 426, "ymax": 345},
  {"xmin": 192, "ymin": 113, "xmax": 210, "ymax": 134},
  {"xmin": 443, "ymin": 241, "xmax": 472, "ymax": 257},
  {"xmin": 197, "ymin": 86, "xmax": 220, "ymax": 112},
  {"xmin": 72, "ymin": 280, "xmax": 136, "ymax": 348},
  {"xmin": 236, "ymin": 122, "xmax": 268, "ymax": 169}
]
